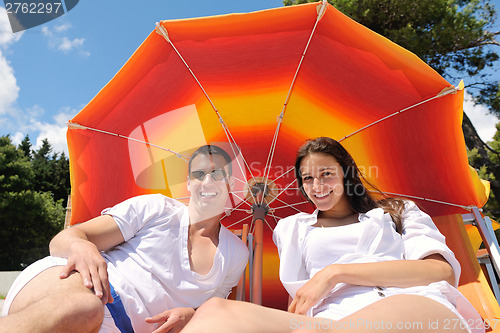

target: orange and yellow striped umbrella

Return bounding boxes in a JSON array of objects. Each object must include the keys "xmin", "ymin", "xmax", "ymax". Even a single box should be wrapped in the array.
[{"xmin": 67, "ymin": 1, "xmax": 489, "ymax": 309}]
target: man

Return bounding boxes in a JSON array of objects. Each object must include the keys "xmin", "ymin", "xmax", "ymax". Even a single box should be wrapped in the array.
[{"xmin": 0, "ymin": 145, "xmax": 249, "ymax": 333}]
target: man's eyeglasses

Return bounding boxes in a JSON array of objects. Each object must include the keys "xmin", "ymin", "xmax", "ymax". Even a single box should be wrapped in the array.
[{"xmin": 189, "ymin": 169, "xmax": 228, "ymax": 181}]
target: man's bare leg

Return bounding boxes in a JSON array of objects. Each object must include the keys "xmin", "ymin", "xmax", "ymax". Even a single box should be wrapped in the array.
[{"xmin": 0, "ymin": 266, "xmax": 104, "ymax": 333}]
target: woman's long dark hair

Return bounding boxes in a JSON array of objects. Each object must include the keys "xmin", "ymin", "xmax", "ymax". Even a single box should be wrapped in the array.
[{"xmin": 295, "ymin": 137, "xmax": 404, "ymax": 233}]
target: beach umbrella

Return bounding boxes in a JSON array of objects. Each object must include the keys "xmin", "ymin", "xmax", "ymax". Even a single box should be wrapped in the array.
[{"xmin": 67, "ymin": 1, "xmax": 489, "ymax": 309}]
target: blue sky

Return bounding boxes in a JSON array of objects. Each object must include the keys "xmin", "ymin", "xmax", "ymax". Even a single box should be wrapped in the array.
[{"xmin": 0, "ymin": 0, "xmax": 498, "ymax": 154}]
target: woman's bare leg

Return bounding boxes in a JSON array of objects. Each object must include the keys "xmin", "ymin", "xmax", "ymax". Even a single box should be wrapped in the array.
[
  {"xmin": 182, "ymin": 295, "xmax": 470, "ymax": 333},
  {"xmin": 182, "ymin": 297, "xmax": 324, "ymax": 333},
  {"xmin": 0, "ymin": 266, "xmax": 104, "ymax": 333},
  {"xmin": 295, "ymin": 294, "xmax": 470, "ymax": 333}
]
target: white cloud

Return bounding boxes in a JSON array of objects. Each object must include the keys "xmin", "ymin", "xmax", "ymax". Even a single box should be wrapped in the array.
[
  {"xmin": 58, "ymin": 36, "xmax": 85, "ymax": 52},
  {"xmin": 42, "ymin": 23, "xmax": 89, "ymax": 56},
  {"xmin": 54, "ymin": 23, "xmax": 71, "ymax": 33},
  {"xmin": 35, "ymin": 107, "xmax": 78, "ymax": 154},
  {"xmin": 0, "ymin": 49, "xmax": 19, "ymax": 113},
  {"xmin": 0, "ymin": 7, "xmax": 23, "ymax": 47},
  {"xmin": 463, "ymin": 91, "xmax": 498, "ymax": 143},
  {"xmin": 0, "ymin": 9, "xmax": 78, "ymax": 154},
  {"xmin": 41, "ymin": 26, "xmax": 51, "ymax": 36},
  {"xmin": 28, "ymin": 107, "xmax": 77, "ymax": 154},
  {"xmin": 34, "ymin": 123, "xmax": 69, "ymax": 154},
  {"xmin": 7, "ymin": 105, "xmax": 78, "ymax": 154},
  {"xmin": 10, "ymin": 131, "xmax": 26, "ymax": 145},
  {"xmin": 0, "ymin": 8, "xmax": 21, "ymax": 121}
]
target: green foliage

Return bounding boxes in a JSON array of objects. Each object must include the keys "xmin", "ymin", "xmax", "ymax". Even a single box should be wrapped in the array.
[
  {"xmin": 283, "ymin": 0, "xmax": 500, "ymax": 115},
  {"xmin": 0, "ymin": 136, "xmax": 33, "ymax": 193},
  {"xmin": 0, "ymin": 135, "xmax": 69, "ymax": 270},
  {"xmin": 467, "ymin": 122, "xmax": 500, "ymax": 218},
  {"xmin": 0, "ymin": 191, "xmax": 64, "ymax": 270},
  {"xmin": 18, "ymin": 135, "xmax": 32, "ymax": 159},
  {"xmin": 483, "ymin": 124, "xmax": 500, "ymax": 218},
  {"xmin": 31, "ymin": 139, "xmax": 70, "ymax": 206},
  {"xmin": 488, "ymin": 122, "xmax": 500, "ymax": 164}
]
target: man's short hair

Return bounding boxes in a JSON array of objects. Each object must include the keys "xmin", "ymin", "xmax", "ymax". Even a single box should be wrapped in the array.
[{"xmin": 188, "ymin": 145, "xmax": 233, "ymax": 176}]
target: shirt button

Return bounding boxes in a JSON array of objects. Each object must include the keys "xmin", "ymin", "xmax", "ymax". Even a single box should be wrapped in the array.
[{"xmin": 378, "ymin": 291, "xmax": 385, "ymax": 297}]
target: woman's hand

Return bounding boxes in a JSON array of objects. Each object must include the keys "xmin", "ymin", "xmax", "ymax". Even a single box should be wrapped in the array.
[
  {"xmin": 288, "ymin": 265, "xmax": 338, "ymax": 315},
  {"xmin": 58, "ymin": 239, "xmax": 113, "ymax": 305},
  {"xmin": 289, "ymin": 256, "xmax": 455, "ymax": 315},
  {"xmin": 146, "ymin": 307, "xmax": 196, "ymax": 333}
]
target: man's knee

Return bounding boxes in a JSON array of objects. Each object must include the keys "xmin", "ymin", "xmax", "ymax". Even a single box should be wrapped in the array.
[
  {"xmin": 9, "ymin": 267, "xmax": 93, "ymax": 314},
  {"xmin": 54, "ymin": 293, "xmax": 104, "ymax": 332},
  {"xmin": 3, "ymin": 291, "xmax": 104, "ymax": 333},
  {"xmin": 69, "ymin": 293, "xmax": 104, "ymax": 326}
]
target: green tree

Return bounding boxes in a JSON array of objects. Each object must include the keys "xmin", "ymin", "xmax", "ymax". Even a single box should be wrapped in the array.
[
  {"xmin": 18, "ymin": 135, "xmax": 32, "ymax": 160},
  {"xmin": 51, "ymin": 151, "xmax": 70, "ymax": 205},
  {"xmin": 0, "ymin": 136, "xmax": 33, "ymax": 193},
  {"xmin": 469, "ymin": 122, "xmax": 500, "ymax": 217},
  {"xmin": 0, "ymin": 191, "xmax": 64, "ymax": 270},
  {"xmin": 31, "ymin": 139, "xmax": 54, "ymax": 195},
  {"xmin": 31, "ymin": 138, "xmax": 70, "ymax": 206},
  {"xmin": 0, "ymin": 136, "xmax": 65, "ymax": 270}
]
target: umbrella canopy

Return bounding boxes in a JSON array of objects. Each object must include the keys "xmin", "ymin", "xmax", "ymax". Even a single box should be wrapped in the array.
[{"xmin": 67, "ymin": 1, "xmax": 489, "ymax": 309}]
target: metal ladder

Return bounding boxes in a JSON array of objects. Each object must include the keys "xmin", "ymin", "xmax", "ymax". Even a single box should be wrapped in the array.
[{"xmin": 463, "ymin": 207, "xmax": 500, "ymax": 302}]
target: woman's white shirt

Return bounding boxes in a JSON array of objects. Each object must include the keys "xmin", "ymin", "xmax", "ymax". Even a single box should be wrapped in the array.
[{"xmin": 273, "ymin": 201, "xmax": 483, "ymax": 333}]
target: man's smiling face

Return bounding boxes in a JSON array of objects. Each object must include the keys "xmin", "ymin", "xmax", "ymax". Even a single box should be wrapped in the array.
[{"xmin": 187, "ymin": 153, "xmax": 232, "ymax": 219}]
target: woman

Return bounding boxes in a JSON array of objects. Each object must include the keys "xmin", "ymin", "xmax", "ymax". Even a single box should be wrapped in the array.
[{"xmin": 181, "ymin": 137, "xmax": 484, "ymax": 333}]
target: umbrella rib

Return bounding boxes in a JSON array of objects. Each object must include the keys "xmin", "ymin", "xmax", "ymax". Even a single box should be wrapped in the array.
[
  {"xmin": 266, "ymin": 178, "xmax": 299, "ymax": 206},
  {"xmin": 230, "ymin": 208, "xmax": 253, "ymax": 213},
  {"xmin": 67, "ymin": 122, "xmax": 190, "ymax": 162},
  {"xmin": 274, "ymin": 166, "xmax": 295, "ymax": 180},
  {"xmin": 221, "ymin": 195, "xmax": 254, "ymax": 223},
  {"xmin": 155, "ymin": 22, "xmax": 259, "ymax": 203},
  {"xmin": 269, "ymin": 211, "xmax": 286, "ymax": 226},
  {"xmin": 262, "ymin": 216, "xmax": 275, "ymax": 232},
  {"xmin": 225, "ymin": 214, "xmax": 253, "ymax": 229},
  {"xmin": 261, "ymin": 120, "xmax": 284, "ymax": 205},
  {"xmin": 261, "ymin": 1, "xmax": 328, "ymax": 205},
  {"xmin": 229, "ymin": 192, "xmax": 253, "ymax": 208},
  {"xmin": 269, "ymin": 195, "xmax": 303, "ymax": 214},
  {"xmin": 233, "ymin": 177, "xmax": 249, "ymax": 186},
  {"xmin": 272, "ymin": 200, "xmax": 311, "ymax": 211},
  {"xmin": 269, "ymin": 166, "xmax": 296, "ymax": 184},
  {"xmin": 270, "ymin": 213, "xmax": 284, "ymax": 221},
  {"xmin": 338, "ymin": 85, "xmax": 460, "ymax": 143},
  {"xmin": 372, "ymin": 190, "xmax": 474, "ymax": 211},
  {"xmin": 268, "ymin": 212, "xmax": 280, "ymax": 229}
]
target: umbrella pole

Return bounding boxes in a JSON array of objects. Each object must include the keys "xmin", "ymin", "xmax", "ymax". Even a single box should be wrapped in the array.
[
  {"xmin": 247, "ymin": 182, "xmax": 268, "ymax": 305},
  {"xmin": 250, "ymin": 205, "xmax": 266, "ymax": 305}
]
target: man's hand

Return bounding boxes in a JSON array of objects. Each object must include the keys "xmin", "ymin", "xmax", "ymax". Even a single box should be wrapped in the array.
[
  {"xmin": 146, "ymin": 307, "xmax": 196, "ymax": 333},
  {"xmin": 58, "ymin": 239, "xmax": 113, "ymax": 305},
  {"xmin": 50, "ymin": 215, "xmax": 124, "ymax": 305}
]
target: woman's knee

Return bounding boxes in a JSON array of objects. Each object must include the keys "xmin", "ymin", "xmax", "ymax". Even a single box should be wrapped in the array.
[{"xmin": 195, "ymin": 297, "xmax": 234, "ymax": 318}]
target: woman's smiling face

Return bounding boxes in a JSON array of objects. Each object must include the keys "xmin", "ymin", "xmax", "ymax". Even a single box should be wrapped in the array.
[{"xmin": 299, "ymin": 153, "xmax": 352, "ymax": 217}]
